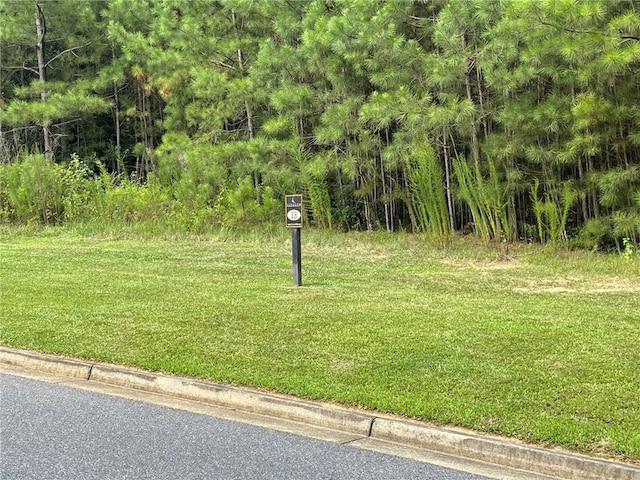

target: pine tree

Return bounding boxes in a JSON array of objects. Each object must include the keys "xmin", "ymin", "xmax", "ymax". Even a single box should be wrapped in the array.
[{"xmin": 0, "ymin": 0, "xmax": 111, "ymax": 161}]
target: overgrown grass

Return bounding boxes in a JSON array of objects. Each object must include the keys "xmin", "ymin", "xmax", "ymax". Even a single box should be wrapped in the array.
[{"xmin": 1, "ymin": 227, "xmax": 639, "ymax": 462}]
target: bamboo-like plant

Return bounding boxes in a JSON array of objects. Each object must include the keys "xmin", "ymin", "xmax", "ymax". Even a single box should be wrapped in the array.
[
  {"xmin": 404, "ymin": 142, "xmax": 450, "ymax": 240},
  {"xmin": 454, "ymin": 156, "xmax": 511, "ymax": 242},
  {"xmin": 530, "ymin": 179, "xmax": 577, "ymax": 245}
]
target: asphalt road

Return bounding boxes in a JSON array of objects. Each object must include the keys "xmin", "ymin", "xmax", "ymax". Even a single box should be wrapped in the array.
[{"xmin": 0, "ymin": 372, "xmax": 494, "ymax": 480}]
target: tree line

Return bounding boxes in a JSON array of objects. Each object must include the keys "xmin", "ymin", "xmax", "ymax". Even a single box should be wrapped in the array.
[{"xmin": 1, "ymin": 0, "xmax": 639, "ymax": 247}]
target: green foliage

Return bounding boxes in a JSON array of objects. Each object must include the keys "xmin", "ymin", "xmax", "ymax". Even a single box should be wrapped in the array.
[
  {"xmin": 576, "ymin": 217, "xmax": 613, "ymax": 251},
  {"xmin": 61, "ymin": 154, "xmax": 100, "ymax": 222},
  {"xmin": 403, "ymin": 142, "xmax": 450, "ymax": 239},
  {"xmin": 3, "ymin": 0, "xmax": 640, "ymax": 245},
  {"xmin": 101, "ymin": 175, "xmax": 172, "ymax": 226},
  {"xmin": 156, "ymin": 133, "xmax": 225, "ymax": 232},
  {"xmin": 0, "ymin": 0, "xmax": 113, "ymax": 160},
  {"xmin": 531, "ymin": 179, "xmax": 578, "ymax": 245},
  {"xmin": 214, "ymin": 177, "xmax": 280, "ymax": 231},
  {"xmin": 454, "ymin": 157, "xmax": 511, "ymax": 242},
  {"xmin": 2, "ymin": 83, "xmax": 110, "ymax": 127},
  {"xmin": 0, "ymin": 155, "xmax": 64, "ymax": 224},
  {"xmin": 592, "ymin": 166, "xmax": 640, "ymax": 209},
  {"xmin": 621, "ymin": 237, "xmax": 636, "ymax": 260},
  {"xmin": 306, "ymin": 177, "xmax": 333, "ymax": 229},
  {"xmin": 612, "ymin": 211, "xmax": 640, "ymax": 243}
]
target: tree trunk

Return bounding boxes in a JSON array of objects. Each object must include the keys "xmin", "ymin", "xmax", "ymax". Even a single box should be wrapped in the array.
[
  {"xmin": 232, "ymin": 8, "xmax": 259, "ymax": 200},
  {"xmin": 461, "ymin": 34, "xmax": 480, "ymax": 170},
  {"xmin": 442, "ymin": 133, "xmax": 455, "ymax": 231},
  {"xmin": 113, "ymin": 82, "xmax": 121, "ymax": 149},
  {"xmin": 112, "ymin": 48, "xmax": 121, "ymax": 150},
  {"xmin": 381, "ymin": 155, "xmax": 390, "ymax": 232},
  {"xmin": 34, "ymin": 2, "xmax": 52, "ymax": 159},
  {"xmin": 588, "ymin": 157, "xmax": 600, "ymax": 218},
  {"xmin": 577, "ymin": 157, "xmax": 589, "ymax": 223},
  {"xmin": 476, "ymin": 62, "xmax": 488, "ymax": 137}
]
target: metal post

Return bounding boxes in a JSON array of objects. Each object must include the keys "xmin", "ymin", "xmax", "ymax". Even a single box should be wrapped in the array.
[
  {"xmin": 286, "ymin": 194, "xmax": 303, "ymax": 286},
  {"xmin": 292, "ymin": 227, "xmax": 302, "ymax": 286}
]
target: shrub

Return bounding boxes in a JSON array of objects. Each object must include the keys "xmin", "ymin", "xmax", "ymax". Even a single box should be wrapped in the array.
[
  {"xmin": 62, "ymin": 154, "xmax": 100, "ymax": 222},
  {"xmin": 101, "ymin": 174, "xmax": 172, "ymax": 225},
  {"xmin": 0, "ymin": 154, "xmax": 64, "ymax": 225},
  {"xmin": 215, "ymin": 177, "xmax": 280, "ymax": 231}
]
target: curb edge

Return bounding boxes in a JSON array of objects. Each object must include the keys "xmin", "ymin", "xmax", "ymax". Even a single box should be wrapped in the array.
[{"xmin": 2, "ymin": 346, "xmax": 638, "ymax": 480}]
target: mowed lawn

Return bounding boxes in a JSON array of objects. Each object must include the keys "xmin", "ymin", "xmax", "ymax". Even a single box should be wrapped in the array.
[{"xmin": 1, "ymin": 230, "xmax": 639, "ymax": 461}]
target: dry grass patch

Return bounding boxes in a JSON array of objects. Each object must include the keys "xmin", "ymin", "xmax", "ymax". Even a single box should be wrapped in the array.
[{"xmin": 511, "ymin": 275, "xmax": 640, "ymax": 294}]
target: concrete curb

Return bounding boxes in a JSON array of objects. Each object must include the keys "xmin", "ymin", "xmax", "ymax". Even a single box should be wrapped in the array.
[
  {"xmin": 371, "ymin": 418, "xmax": 640, "ymax": 480},
  {"xmin": 0, "ymin": 346, "xmax": 93, "ymax": 379},
  {"xmin": 2, "ymin": 346, "xmax": 639, "ymax": 480},
  {"xmin": 89, "ymin": 363, "xmax": 373, "ymax": 436}
]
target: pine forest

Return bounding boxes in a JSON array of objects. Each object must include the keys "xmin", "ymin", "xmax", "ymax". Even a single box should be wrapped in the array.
[{"xmin": 2, "ymin": 0, "xmax": 640, "ymax": 249}]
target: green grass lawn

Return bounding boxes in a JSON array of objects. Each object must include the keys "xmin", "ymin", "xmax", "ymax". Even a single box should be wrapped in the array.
[{"xmin": 1, "ymin": 228, "xmax": 639, "ymax": 462}]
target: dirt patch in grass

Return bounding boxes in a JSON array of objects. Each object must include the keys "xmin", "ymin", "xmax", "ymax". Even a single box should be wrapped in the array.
[{"xmin": 439, "ymin": 257, "xmax": 521, "ymax": 270}]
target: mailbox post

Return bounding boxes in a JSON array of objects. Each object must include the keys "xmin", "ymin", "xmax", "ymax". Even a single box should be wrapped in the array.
[{"xmin": 286, "ymin": 195, "xmax": 303, "ymax": 286}]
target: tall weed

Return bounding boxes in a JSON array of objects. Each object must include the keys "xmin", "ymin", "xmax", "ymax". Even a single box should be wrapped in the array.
[
  {"xmin": 0, "ymin": 154, "xmax": 64, "ymax": 224},
  {"xmin": 101, "ymin": 174, "xmax": 172, "ymax": 226},
  {"xmin": 454, "ymin": 156, "xmax": 511, "ymax": 242},
  {"xmin": 531, "ymin": 179, "xmax": 577, "ymax": 245},
  {"xmin": 62, "ymin": 154, "xmax": 101, "ymax": 222},
  {"xmin": 404, "ymin": 142, "xmax": 450, "ymax": 239},
  {"xmin": 307, "ymin": 178, "xmax": 333, "ymax": 229}
]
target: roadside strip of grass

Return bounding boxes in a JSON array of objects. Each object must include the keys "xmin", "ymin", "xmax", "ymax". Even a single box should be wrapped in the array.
[{"xmin": 1, "ymin": 229, "xmax": 639, "ymax": 462}]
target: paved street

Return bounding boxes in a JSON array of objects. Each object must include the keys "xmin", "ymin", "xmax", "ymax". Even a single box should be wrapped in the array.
[{"xmin": 0, "ymin": 372, "xmax": 494, "ymax": 480}]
